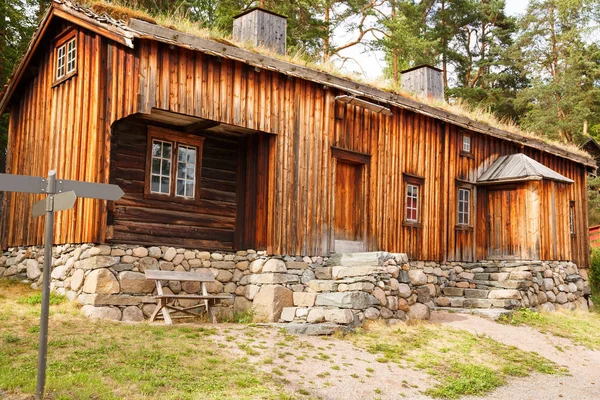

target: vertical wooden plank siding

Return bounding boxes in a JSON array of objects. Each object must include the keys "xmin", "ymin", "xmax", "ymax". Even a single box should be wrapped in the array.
[{"xmin": 3, "ymin": 31, "xmax": 591, "ymax": 268}]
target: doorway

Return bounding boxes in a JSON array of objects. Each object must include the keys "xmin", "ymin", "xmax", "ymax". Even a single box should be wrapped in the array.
[{"xmin": 334, "ymin": 160, "xmax": 365, "ymax": 253}]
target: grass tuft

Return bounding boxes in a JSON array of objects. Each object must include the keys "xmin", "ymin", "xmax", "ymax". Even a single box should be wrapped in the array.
[
  {"xmin": 18, "ymin": 291, "xmax": 67, "ymax": 306},
  {"xmin": 499, "ymin": 308, "xmax": 600, "ymax": 350}
]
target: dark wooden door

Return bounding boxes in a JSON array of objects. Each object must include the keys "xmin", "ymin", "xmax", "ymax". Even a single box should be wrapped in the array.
[
  {"xmin": 487, "ymin": 189, "xmax": 520, "ymax": 259},
  {"xmin": 335, "ymin": 161, "xmax": 363, "ymax": 249}
]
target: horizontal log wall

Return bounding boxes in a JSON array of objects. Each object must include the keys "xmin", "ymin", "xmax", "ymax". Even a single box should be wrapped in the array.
[{"xmin": 107, "ymin": 119, "xmax": 238, "ymax": 250}]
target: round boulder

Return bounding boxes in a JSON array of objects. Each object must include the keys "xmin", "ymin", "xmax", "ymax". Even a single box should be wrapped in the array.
[
  {"xmin": 83, "ymin": 268, "xmax": 119, "ymax": 294},
  {"xmin": 407, "ymin": 303, "xmax": 430, "ymax": 320}
]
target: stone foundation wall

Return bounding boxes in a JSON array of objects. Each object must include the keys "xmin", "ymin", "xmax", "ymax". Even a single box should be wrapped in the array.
[
  {"xmin": 412, "ymin": 260, "xmax": 591, "ymax": 312},
  {"xmin": 0, "ymin": 244, "xmax": 591, "ymax": 326},
  {"xmin": 0, "ymin": 245, "xmax": 433, "ymax": 325}
]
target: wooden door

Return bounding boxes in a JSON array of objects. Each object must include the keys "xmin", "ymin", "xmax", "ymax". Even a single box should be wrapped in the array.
[
  {"xmin": 487, "ymin": 189, "xmax": 520, "ymax": 259},
  {"xmin": 334, "ymin": 161, "xmax": 364, "ymax": 252}
]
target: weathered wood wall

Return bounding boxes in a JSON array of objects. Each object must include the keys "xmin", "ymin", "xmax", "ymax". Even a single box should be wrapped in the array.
[{"xmin": 2, "ymin": 24, "xmax": 591, "ymax": 268}]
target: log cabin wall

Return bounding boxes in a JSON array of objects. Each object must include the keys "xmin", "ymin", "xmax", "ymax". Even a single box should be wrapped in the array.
[
  {"xmin": 107, "ymin": 118, "xmax": 240, "ymax": 250},
  {"xmin": 2, "ymin": 25, "xmax": 590, "ymax": 268}
]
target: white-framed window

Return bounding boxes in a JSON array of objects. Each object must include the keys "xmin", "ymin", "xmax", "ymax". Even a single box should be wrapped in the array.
[
  {"xmin": 146, "ymin": 127, "xmax": 204, "ymax": 202},
  {"xmin": 56, "ymin": 37, "xmax": 76, "ymax": 80},
  {"xmin": 462, "ymin": 135, "xmax": 471, "ymax": 153},
  {"xmin": 405, "ymin": 184, "xmax": 419, "ymax": 222},
  {"xmin": 176, "ymin": 145, "xmax": 197, "ymax": 198},
  {"xmin": 569, "ymin": 202, "xmax": 576, "ymax": 235},
  {"xmin": 56, "ymin": 45, "xmax": 66, "ymax": 80},
  {"xmin": 150, "ymin": 140, "xmax": 173, "ymax": 195},
  {"xmin": 458, "ymin": 187, "xmax": 471, "ymax": 225}
]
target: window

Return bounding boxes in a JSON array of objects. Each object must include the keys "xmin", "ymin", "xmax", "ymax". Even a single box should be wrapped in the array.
[
  {"xmin": 569, "ymin": 201, "xmax": 576, "ymax": 236},
  {"xmin": 54, "ymin": 32, "xmax": 77, "ymax": 83},
  {"xmin": 145, "ymin": 127, "xmax": 204, "ymax": 202},
  {"xmin": 462, "ymin": 135, "xmax": 471, "ymax": 153},
  {"xmin": 457, "ymin": 188, "xmax": 471, "ymax": 225},
  {"xmin": 403, "ymin": 174, "xmax": 424, "ymax": 225}
]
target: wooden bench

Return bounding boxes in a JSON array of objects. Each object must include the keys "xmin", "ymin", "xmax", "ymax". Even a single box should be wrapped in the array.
[{"xmin": 144, "ymin": 270, "xmax": 232, "ymax": 324}]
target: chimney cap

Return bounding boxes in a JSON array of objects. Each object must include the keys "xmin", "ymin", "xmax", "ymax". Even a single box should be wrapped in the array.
[
  {"xmin": 401, "ymin": 64, "xmax": 442, "ymax": 74},
  {"xmin": 233, "ymin": 7, "xmax": 287, "ymax": 20}
]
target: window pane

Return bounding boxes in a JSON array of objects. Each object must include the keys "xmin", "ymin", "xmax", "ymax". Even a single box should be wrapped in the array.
[
  {"xmin": 152, "ymin": 159, "xmax": 160, "ymax": 174},
  {"xmin": 162, "ymin": 143, "xmax": 172, "ymax": 158},
  {"xmin": 186, "ymin": 166, "xmax": 194, "ymax": 180},
  {"xmin": 176, "ymin": 179, "xmax": 185, "ymax": 196},
  {"xmin": 151, "ymin": 175, "xmax": 160, "ymax": 192},
  {"xmin": 177, "ymin": 161, "xmax": 186, "ymax": 179},
  {"xmin": 161, "ymin": 177, "xmax": 170, "ymax": 193},
  {"xmin": 153, "ymin": 143, "xmax": 161, "ymax": 157},
  {"xmin": 186, "ymin": 182, "xmax": 194, "ymax": 197},
  {"xmin": 178, "ymin": 147, "xmax": 186, "ymax": 162},
  {"xmin": 162, "ymin": 159, "xmax": 170, "ymax": 175},
  {"xmin": 187, "ymin": 149, "xmax": 196, "ymax": 163}
]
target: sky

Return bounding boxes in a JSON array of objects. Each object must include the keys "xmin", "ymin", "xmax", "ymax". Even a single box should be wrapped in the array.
[{"xmin": 336, "ymin": 0, "xmax": 530, "ymax": 80}]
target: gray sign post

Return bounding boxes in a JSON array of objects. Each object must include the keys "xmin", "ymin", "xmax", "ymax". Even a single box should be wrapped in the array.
[{"xmin": 0, "ymin": 170, "xmax": 124, "ymax": 400}]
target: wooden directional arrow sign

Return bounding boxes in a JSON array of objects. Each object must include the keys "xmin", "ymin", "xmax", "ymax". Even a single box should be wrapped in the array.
[
  {"xmin": 32, "ymin": 191, "xmax": 77, "ymax": 218},
  {"xmin": 57, "ymin": 179, "xmax": 124, "ymax": 201},
  {"xmin": 0, "ymin": 173, "xmax": 46, "ymax": 194}
]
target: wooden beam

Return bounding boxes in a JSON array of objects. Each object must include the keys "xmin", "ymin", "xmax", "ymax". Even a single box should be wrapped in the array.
[
  {"xmin": 185, "ymin": 119, "xmax": 220, "ymax": 133},
  {"xmin": 127, "ymin": 18, "xmax": 595, "ymax": 168},
  {"xmin": 335, "ymin": 95, "xmax": 392, "ymax": 116}
]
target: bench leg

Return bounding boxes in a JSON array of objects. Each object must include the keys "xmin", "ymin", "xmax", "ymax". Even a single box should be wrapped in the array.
[
  {"xmin": 149, "ymin": 300, "xmax": 163, "ymax": 322},
  {"xmin": 204, "ymin": 299, "xmax": 216, "ymax": 323},
  {"xmin": 162, "ymin": 298, "xmax": 173, "ymax": 325}
]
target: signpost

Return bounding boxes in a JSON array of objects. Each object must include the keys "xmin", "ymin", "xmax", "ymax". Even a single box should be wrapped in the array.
[{"xmin": 0, "ymin": 171, "xmax": 124, "ymax": 400}]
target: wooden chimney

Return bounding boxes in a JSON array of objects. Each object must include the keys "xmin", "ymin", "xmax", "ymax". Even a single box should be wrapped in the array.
[
  {"xmin": 233, "ymin": 8, "xmax": 287, "ymax": 55},
  {"xmin": 401, "ymin": 65, "xmax": 444, "ymax": 101}
]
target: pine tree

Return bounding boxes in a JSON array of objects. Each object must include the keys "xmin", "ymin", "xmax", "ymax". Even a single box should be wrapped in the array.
[{"xmin": 514, "ymin": 0, "xmax": 600, "ymax": 144}]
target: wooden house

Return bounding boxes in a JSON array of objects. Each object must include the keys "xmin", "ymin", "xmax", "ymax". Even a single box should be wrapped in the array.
[{"xmin": 0, "ymin": 0, "xmax": 595, "ymax": 269}]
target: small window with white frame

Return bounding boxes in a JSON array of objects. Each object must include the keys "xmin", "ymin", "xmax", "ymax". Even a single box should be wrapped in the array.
[
  {"xmin": 54, "ymin": 32, "xmax": 77, "ymax": 83},
  {"xmin": 457, "ymin": 187, "xmax": 471, "ymax": 225},
  {"xmin": 406, "ymin": 184, "xmax": 419, "ymax": 222},
  {"xmin": 569, "ymin": 201, "xmax": 576, "ymax": 235},
  {"xmin": 462, "ymin": 134, "xmax": 471, "ymax": 153}
]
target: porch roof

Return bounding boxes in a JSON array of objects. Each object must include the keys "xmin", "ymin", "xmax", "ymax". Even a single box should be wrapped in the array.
[{"xmin": 477, "ymin": 153, "xmax": 574, "ymax": 184}]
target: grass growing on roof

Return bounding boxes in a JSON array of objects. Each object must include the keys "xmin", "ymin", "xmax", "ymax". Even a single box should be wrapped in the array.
[
  {"xmin": 346, "ymin": 320, "xmax": 563, "ymax": 399},
  {"xmin": 499, "ymin": 308, "xmax": 600, "ymax": 350},
  {"xmin": 0, "ymin": 279, "xmax": 292, "ymax": 399},
  {"xmin": 72, "ymin": 1, "xmax": 591, "ymax": 159}
]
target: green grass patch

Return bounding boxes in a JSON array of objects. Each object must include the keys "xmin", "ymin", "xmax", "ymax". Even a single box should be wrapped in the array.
[
  {"xmin": 348, "ymin": 321, "xmax": 561, "ymax": 399},
  {"xmin": 18, "ymin": 291, "xmax": 67, "ymax": 306},
  {"xmin": 0, "ymin": 278, "xmax": 292, "ymax": 399},
  {"xmin": 499, "ymin": 308, "xmax": 600, "ymax": 350}
]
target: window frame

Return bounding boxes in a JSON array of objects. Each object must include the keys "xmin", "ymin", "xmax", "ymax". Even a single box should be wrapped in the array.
[
  {"xmin": 402, "ymin": 174, "xmax": 425, "ymax": 227},
  {"xmin": 144, "ymin": 126, "xmax": 205, "ymax": 204},
  {"xmin": 460, "ymin": 133, "xmax": 474, "ymax": 158},
  {"xmin": 457, "ymin": 187, "xmax": 471, "ymax": 227},
  {"xmin": 569, "ymin": 201, "xmax": 576, "ymax": 237},
  {"xmin": 53, "ymin": 30, "xmax": 78, "ymax": 86}
]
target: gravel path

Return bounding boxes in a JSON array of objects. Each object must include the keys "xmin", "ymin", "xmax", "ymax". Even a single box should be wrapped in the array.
[{"xmin": 431, "ymin": 311, "xmax": 600, "ymax": 400}]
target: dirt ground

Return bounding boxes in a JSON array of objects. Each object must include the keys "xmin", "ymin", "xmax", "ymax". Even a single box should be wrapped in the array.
[{"xmin": 214, "ymin": 311, "xmax": 600, "ymax": 400}]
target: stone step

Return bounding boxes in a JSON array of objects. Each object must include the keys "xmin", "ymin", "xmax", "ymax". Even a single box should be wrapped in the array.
[
  {"xmin": 431, "ymin": 307, "xmax": 512, "ymax": 321},
  {"xmin": 327, "ymin": 252, "xmax": 407, "ymax": 267}
]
